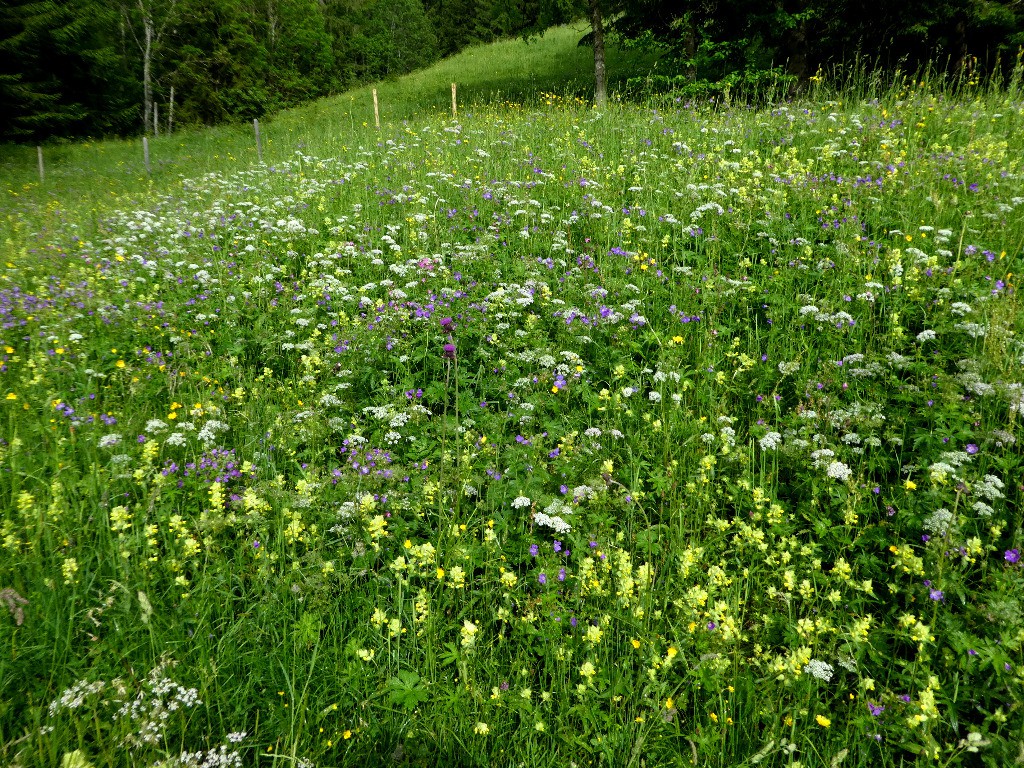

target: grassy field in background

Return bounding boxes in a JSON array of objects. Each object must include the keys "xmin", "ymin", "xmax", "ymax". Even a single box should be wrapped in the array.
[
  {"xmin": 0, "ymin": 25, "xmax": 658, "ymax": 203},
  {"xmin": 2, "ymin": 29, "xmax": 1024, "ymax": 768}
]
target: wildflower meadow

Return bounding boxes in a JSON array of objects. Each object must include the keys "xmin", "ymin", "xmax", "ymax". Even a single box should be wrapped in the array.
[{"xmin": 2, "ymin": 60, "xmax": 1024, "ymax": 767}]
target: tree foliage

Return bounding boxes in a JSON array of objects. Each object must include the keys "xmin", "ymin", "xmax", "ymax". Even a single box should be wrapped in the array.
[
  {"xmin": 2, "ymin": 0, "xmax": 1022, "ymax": 141},
  {"xmin": 613, "ymin": 0, "xmax": 1024, "ymax": 84},
  {"xmin": 0, "ymin": 0, "xmax": 449, "ymax": 140}
]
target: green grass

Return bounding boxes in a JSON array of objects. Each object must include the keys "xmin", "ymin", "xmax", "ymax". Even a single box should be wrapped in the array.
[
  {"xmin": 1, "ymin": 32, "xmax": 1024, "ymax": 768},
  {"xmin": 0, "ymin": 25, "xmax": 658, "ymax": 206}
]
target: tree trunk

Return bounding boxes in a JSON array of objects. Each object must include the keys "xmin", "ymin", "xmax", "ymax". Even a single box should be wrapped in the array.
[
  {"xmin": 684, "ymin": 12, "xmax": 697, "ymax": 82},
  {"xmin": 589, "ymin": 0, "xmax": 606, "ymax": 106},
  {"xmin": 267, "ymin": 0, "xmax": 277, "ymax": 48},
  {"xmin": 779, "ymin": 1, "xmax": 808, "ymax": 81},
  {"xmin": 142, "ymin": 10, "xmax": 153, "ymax": 134}
]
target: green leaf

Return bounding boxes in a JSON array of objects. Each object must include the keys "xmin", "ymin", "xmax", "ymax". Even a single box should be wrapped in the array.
[{"xmin": 388, "ymin": 670, "xmax": 429, "ymax": 711}]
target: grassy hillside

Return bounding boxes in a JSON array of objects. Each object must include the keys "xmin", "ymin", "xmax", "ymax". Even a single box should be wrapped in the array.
[
  {"xmin": 0, "ymin": 25, "xmax": 657, "ymax": 205},
  {"xmin": 1, "ymin": 32, "xmax": 1024, "ymax": 768}
]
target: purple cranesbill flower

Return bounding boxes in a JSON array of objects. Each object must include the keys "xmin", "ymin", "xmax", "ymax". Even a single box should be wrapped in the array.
[
  {"xmin": 968, "ymin": 649, "xmax": 978, "ymax": 656},
  {"xmin": 252, "ymin": 540, "xmax": 261, "ymax": 549},
  {"xmin": 929, "ymin": 589, "xmax": 944, "ymax": 601},
  {"xmin": 538, "ymin": 573, "xmax": 547, "ymax": 585},
  {"xmin": 553, "ymin": 540, "xmax": 562, "ymax": 553},
  {"xmin": 442, "ymin": 343, "xmax": 456, "ymax": 359},
  {"xmin": 899, "ymin": 694, "xmax": 911, "ymax": 703},
  {"xmin": 1006, "ymin": 549, "xmax": 1020, "ymax": 564},
  {"xmin": 867, "ymin": 702, "xmax": 885, "ymax": 717},
  {"xmin": 557, "ymin": 568, "xmax": 566, "ymax": 582},
  {"xmin": 707, "ymin": 621, "xmax": 717, "ymax": 631},
  {"xmin": 965, "ymin": 443, "xmax": 979, "ymax": 455},
  {"xmin": 529, "ymin": 544, "xmax": 539, "ymax": 557}
]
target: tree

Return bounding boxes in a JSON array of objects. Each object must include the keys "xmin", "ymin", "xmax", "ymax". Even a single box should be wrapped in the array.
[
  {"xmin": 120, "ymin": 0, "xmax": 181, "ymax": 134},
  {"xmin": 0, "ymin": 0, "xmax": 135, "ymax": 139},
  {"xmin": 589, "ymin": 0, "xmax": 606, "ymax": 104},
  {"xmin": 350, "ymin": 0, "xmax": 437, "ymax": 81},
  {"xmin": 522, "ymin": 0, "xmax": 614, "ymax": 106},
  {"xmin": 610, "ymin": 0, "xmax": 1024, "ymax": 85}
]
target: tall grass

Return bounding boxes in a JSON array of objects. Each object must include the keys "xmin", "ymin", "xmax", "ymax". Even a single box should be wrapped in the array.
[{"xmin": 1, "ymin": 33, "xmax": 1023, "ymax": 768}]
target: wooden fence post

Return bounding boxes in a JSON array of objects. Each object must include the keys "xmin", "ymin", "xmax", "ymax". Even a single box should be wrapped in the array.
[
  {"xmin": 168, "ymin": 86, "xmax": 175, "ymax": 134},
  {"xmin": 451, "ymin": 82, "xmax": 457, "ymax": 118},
  {"xmin": 154, "ymin": 103, "xmax": 159, "ymax": 137},
  {"xmin": 254, "ymin": 118, "xmax": 263, "ymax": 163},
  {"xmin": 37, "ymin": 146, "xmax": 44, "ymax": 183},
  {"xmin": 373, "ymin": 89, "xmax": 380, "ymax": 129},
  {"xmin": 143, "ymin": 136, "xmax": 151, "ymax": 175}
]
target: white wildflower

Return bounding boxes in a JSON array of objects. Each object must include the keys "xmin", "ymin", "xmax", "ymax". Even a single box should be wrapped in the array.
[
  {"xmin": 922, "ymin": 508, "xmax": 954, "ymax": 537},
  {"xmin": 826, "ymin": 461, "xmax": 853, "ymax": 482},
  {"xmin": 803, "ymin": 659, "xmax": 834, "ymax": 682}
]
